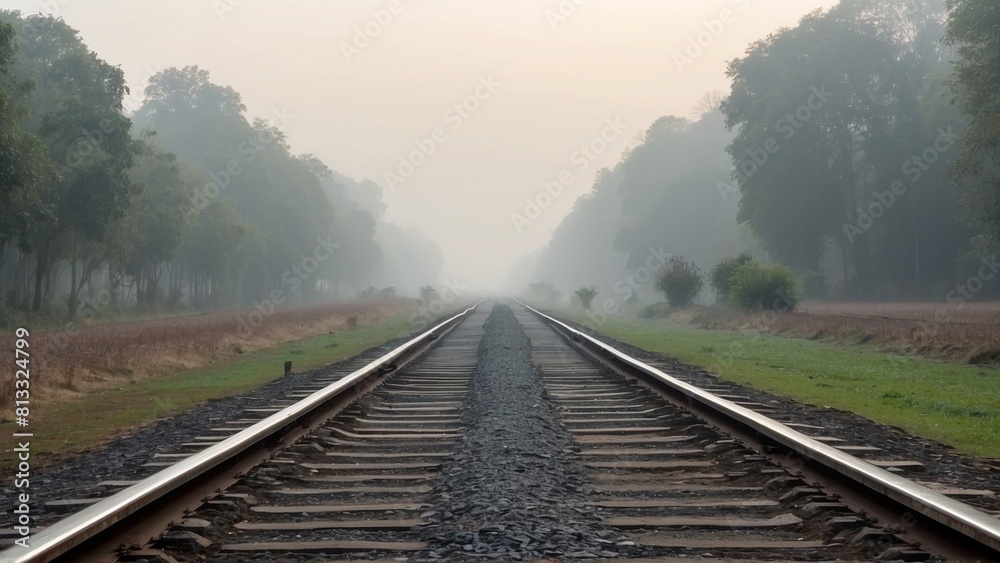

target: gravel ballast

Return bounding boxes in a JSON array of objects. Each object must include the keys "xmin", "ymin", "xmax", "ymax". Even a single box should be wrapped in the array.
[
  {"xmin": 420, "ymin": 304, "xmax": 648, "ymax": 560},
  {"xmin": 557, "ymin": 313, "xmax": 1000, "ymax": 515}
]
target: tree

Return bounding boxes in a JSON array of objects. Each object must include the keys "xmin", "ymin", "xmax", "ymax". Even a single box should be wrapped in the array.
[
  {"xmin": 1, "ymin": 12, "xmax": 136, "ymax": 314},
  {"xmin": 182, "ymin": 199, "xmax": 249, "ymax": 308},
  {"xmin": 692, "ymin": 91, "xmax": 724, "ymax": 118},
  {"xmin": 0, "ymin": 18, "xmax": 47, "ymax": 290},
  {"xmin": 574, "ymin": 286, "xmax": 598, "ymax": 310},
  {"xmin": 136, "ymin": 68, "xmax": 346, "ymax": 305},
  {"xmin": 722, "ymin": 0, "xmax": 956, "ymax": 297},
  {"xmin": 532, "ymin": 168, "xmax": 627, "ymax": 300},
  {"xmin": 946, "ymin": 0, "xmax": 1000, "ymax": 242},
  {"xmin": 614, "ymin": 112, "xmax": 741, "ymax": 279},
  {"xmin": 710, "ymin": 254, "xmax": 752, "ymax": 305},
  {"xmin": 0, "ymin": 14, "xmax": 434, "ymax": 321},
  {"xmin": 729, "ymin": 261, "xmax": 798, "ymax": 312},
  {"xmin": 119, "ymin": 133, "xmax": 190, "ymax": 308},
  {"xmin": 656, "ymin": 257, "xmax": 704, "ymax": 308},
  {"xmin": 135, "ymin": 65, "xmax": 246, "ymax": 157}
]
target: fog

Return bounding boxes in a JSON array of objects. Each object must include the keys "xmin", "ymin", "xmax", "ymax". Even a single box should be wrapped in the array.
[
  {"xmin": 2, "ymin": 0, "xmax": 836, "ymax": 291},
  {"xmin": 3, "ymin": 0, "xmax": 996, "ymax": 320}
]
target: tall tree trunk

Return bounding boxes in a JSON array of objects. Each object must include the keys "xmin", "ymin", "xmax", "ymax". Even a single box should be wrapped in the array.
[
  {"xmin": 838, "ymin": 237, "xmax": 851, "ymax": 298},
  {"xmin": 44, "ymin": 262, "xmax": 57, "ymax": 307},
  {"xmin": 0, "ymin": 238, "xmax": 8, "ymax": 303},
  {"xmin": 31, "ymin": 245, "xmax": 49, "ymax": 313},
  {"xmin": 913, "ymin": 226, "xmax": 921, "ymax": 297},
  {"xmin": 68, "ymin": 241, "xmax": 79, "ymax": 319},
  {"xmin": 16, "ymin": 250, "xmax": 27, "ymax": 303}
]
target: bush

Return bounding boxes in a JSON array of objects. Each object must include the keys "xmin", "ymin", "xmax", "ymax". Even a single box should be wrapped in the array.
[
  {"xmin": 574, "ymin": 286, "xmax": 598, "ymax": 310},
  {"xmin": 656, "ymin": 257, "xmax": 704, "ymax": 308},
  {"xmin": 730, "ymin": 262, "xmax": 798, "ymax": 311},
  {"xmin": 710, "ymin": 254, "xmax": 752, "ymax": 305}
]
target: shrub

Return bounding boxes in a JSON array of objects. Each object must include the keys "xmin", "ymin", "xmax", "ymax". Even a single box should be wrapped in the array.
[
  {"xmin": 574, "ymin": 286, "xmax": 598, "ymax": 310},
  {"xmin": 730, "ymin": 262, "xmax": 798, "ymax": 311},
  {"xmin": 710, "ymin": 254, "xmax": 752, "ymax": 305},
  {"xmin": 656, "ymin": 257, "xmax": 704, "ymax": 308}
]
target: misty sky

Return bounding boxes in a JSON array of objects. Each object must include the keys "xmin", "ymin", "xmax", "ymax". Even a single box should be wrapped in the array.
[{"xmin": 8, "ymin": 0, "xmax": 836, "ymax": 290}]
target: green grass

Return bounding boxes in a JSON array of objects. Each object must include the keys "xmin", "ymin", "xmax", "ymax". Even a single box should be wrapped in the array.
[
  {"xmin": 0, "ymin": 314, "xmax": 418, "ymax": 469},
  {"xmin": 556, "ymin": 309, "xmax": 1000, "ymax": 458}
]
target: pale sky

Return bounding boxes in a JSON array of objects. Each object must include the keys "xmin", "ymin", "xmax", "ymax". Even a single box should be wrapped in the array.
[{"xmin": 7, "ymin": 0, "xmax": 837, "ymax": 290}]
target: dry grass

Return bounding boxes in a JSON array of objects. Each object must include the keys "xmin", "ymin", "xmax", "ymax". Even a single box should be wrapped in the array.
[
  {"xmin": 686, "ymin": 301, "xmax": 1000, "ymax": 365},
  {"xmin": 0, "ymin": 298, "xmax": 416, "ymax": 416}
]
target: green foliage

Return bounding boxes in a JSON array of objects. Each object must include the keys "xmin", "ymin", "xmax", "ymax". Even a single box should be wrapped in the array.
[
  {"xmin": 710, "ymin": 254, "xmax": 752, "ymax": 304},
  {"xmin": 574, "ymin": 286, "xmax": 598, "ymax": 310},
  {"xmin": 730, "ymin": 261, "xmax": 798, "ymax": 312},
  {"xmin": 0, "ymin": 11, "xmax": 138, "ymax": 313},
  {"xmin": 0, "ymin": 11, "xmax": 442, "ymax": 323},
  {"xmin": 0, "ymin": 19, "xmax": 47, "ymax": 257},
  {"xmin": 722, "ymin": 0, "xmax": 970, "ymax": 297},
  {"xmin": 656, "ymin": 257, "xmax": 704, "ymax": 308},
  {"xmin": 613, "ymin": 113, "xmax": 740, "ymax": 277},
  {"xmin": 946, "ymin": 0, "xmax": 1000, "ymax": 242}
]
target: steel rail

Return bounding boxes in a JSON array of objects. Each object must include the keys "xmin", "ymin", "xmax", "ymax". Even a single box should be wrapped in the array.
[
  {"xmin": 1, "ymin": 303, "xmax": 481, "ymax": 563},
  {"xmin": 517, "ymin": 300, "xmax": 1000, "ymax": 554}
]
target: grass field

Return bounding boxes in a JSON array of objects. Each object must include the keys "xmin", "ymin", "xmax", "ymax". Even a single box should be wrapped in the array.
[
  {"xmin": 0, "ymin": 299, "xmax": 415, "ymax": 414},
  {"xmin": 554, "ymin": 308, "xmax": 1000, "ymax": 459},
  {"xmin": 692, "ymin": 301, "xmax": 1000, "ymax": 365},
  {"xmin": 0, "ymin": 311, "xmax": 419, "ymax": 469}
]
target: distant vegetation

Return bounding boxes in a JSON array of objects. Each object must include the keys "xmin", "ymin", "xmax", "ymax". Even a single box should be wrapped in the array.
[
  {"xmin": 519, "ymin": 0, "xmax": 1000, "ymax": 306},
  {"xmin": 655, "ymin": 257, "xmax": 704, "ymax": 308},
  {"xmin": 0, "ymin": 11, "xmax": 443, "ymax": 329},
  {"xmin": 710, "ymin": 255, "xmax": 752, "ymax": 307},
  {"xmin": 573, "ymin": 287, "xmax": 598, "ymax": 311},
  {"xmin": 727, "ymin": 261, "xmax": 798, "ymax": 312}
]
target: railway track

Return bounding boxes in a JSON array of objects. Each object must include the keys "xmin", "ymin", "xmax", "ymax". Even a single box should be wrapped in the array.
[{"xmin": 3, "ymin": 300, "xmax": 1000, "ymax": 561}]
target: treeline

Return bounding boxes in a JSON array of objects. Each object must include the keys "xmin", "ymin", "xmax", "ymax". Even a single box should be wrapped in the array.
[
  {"xmin": 0, "ymin": 11, "xmax": 442, "ymax": 327},
  {"xmin": 523, "ymin": 0, "xmax": 1000, "ymax": 303}
]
